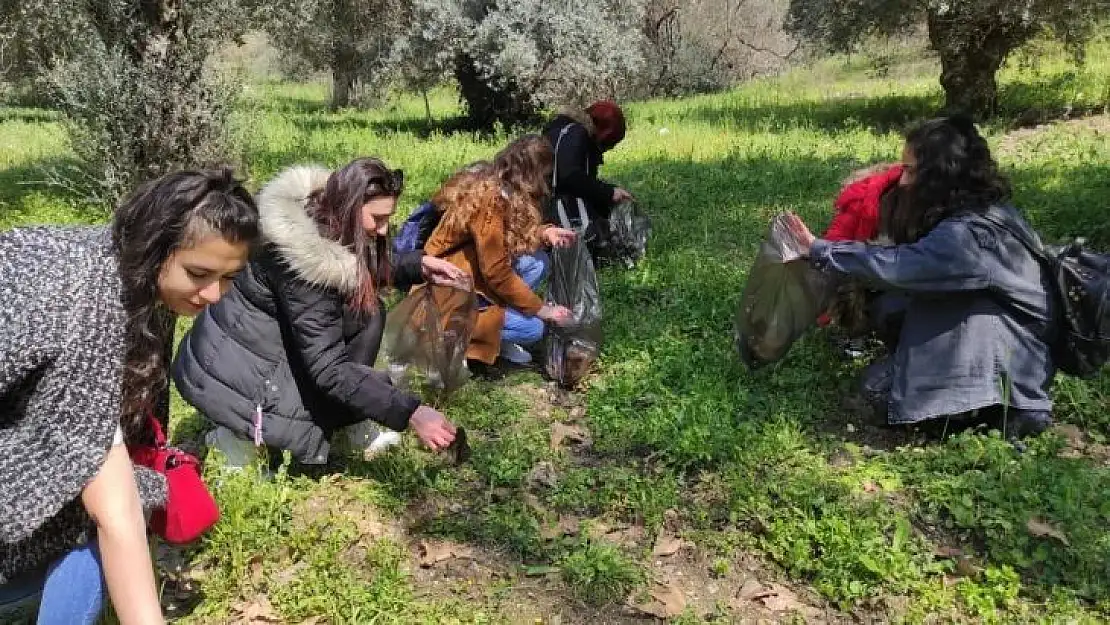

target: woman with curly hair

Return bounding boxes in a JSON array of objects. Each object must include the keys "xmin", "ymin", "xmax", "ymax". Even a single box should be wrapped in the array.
[
  {"xmin": 0, "ymin": 170, "xmax": 259, "ymax": 624},
  {"xmin": 425, "ymin": 135, "xmax": 577, "ymax": 367},
  {"xmin": 785, "ymin": 116, "xmax": 1055, "ymax": 437}
]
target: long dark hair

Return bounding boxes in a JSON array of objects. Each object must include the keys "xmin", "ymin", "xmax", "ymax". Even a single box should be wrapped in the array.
[
  {"xmin": 306, "ymin": 157, "xmax": 404, "ymax": 312},
  {"xmin": 904, "ymin": 115, "xmax": 1011, "ymax": 236},
  {"xmin": 112, "ymin": 168, "xmax": 259, "ymax": 432}
]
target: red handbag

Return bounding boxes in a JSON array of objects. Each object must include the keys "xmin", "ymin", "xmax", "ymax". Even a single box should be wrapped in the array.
[{"xmin": 129, "ymin": 414, "xmax": 220, "ymax": 544}]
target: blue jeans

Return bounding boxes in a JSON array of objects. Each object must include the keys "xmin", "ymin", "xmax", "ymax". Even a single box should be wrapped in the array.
[
  {"xmin": 502, "ymin": 252, "xmax": 549, "ymax": 345},
  {"xmin": 37, "ymin": 543, "xmax": 105, "ymax": 625}
]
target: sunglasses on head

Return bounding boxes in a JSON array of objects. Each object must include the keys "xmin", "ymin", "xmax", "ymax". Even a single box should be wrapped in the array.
[{"xmin": 366, "ymin": 168, "xmax": 405, "ymax": 198}]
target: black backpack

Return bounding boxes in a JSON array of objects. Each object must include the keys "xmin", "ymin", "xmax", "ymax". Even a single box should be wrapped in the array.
[{"xmin": 981, "ymin": 208, "xmax": 1110, "ymax": 378}]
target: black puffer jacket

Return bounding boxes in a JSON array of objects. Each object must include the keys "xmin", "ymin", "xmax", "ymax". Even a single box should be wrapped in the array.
[
  {"xmin": 173, "ymin": 166, "xmax": 423, "ymax": 464},
  {"xmin": 543, "ymin": 107, "xmax": 615, "ymax": 228}
]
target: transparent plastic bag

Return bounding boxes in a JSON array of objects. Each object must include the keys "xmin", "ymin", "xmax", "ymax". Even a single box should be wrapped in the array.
[
  {"xmin": 734, "ymin": 213, "xmax": 833, "ymax": 369},
  {"xmin": 545, "ymin": 237, "xmax": 603, "ymax": 388},
  {"xmin": 606, "ymin": 200, "xmax": 651, "ymax": 267},
  {"xmin": 377, "ymin": 284, "xmax": 477, "ymax": 401}
]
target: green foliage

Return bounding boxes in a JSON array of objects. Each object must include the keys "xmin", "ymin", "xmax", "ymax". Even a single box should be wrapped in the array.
[{"xmin": 560, "ymin": 539, "xmax": 645, "ymax": 605}]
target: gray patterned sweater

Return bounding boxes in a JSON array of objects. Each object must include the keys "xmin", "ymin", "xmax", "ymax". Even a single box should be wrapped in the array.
[{"xmin": 0, "ymin": 225, "xmax": 168, "ymax": 584}]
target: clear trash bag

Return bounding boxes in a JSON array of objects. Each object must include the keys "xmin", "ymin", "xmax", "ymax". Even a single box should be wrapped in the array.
[
  {"xmin": 377, "ymin": 284, "xmax": 477, "ymax": 401},
  {"xmin": 734, "ymin": 213, "xmax": 834, "ymax": 369},
  {"xmin": 545, "ymin": 237, "xmax": 603, "ymax": 388},
  {"xmin": 606, "ymin": 200, "xmax": 651, "ymax": 267}
]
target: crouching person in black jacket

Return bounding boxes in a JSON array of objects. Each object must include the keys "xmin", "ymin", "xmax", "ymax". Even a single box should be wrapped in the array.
[
  {"xmin": 174, "ymin": 158, "xmax": 467, "ymax": 469},
  {"xmin": 543, "ymin": 100, "xmax": 633, "ymax": 255}
]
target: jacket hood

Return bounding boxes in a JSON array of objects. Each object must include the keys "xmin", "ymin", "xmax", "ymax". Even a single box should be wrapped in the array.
[
  {"xmin": 554, "ymin": 106, "xmax": 597, "ymax": 138},
  {"xmin": 256, "ymin": 165, "xmax": 361, "ymax": 293}
]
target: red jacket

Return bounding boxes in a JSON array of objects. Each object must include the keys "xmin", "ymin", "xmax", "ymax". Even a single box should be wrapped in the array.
[
  {"xmin": 817, "ymin": 164, "xmax": 903, "ymax": 327},
  {"xmin": 822, "ymin": 165, "xmax": 903, "ymax": 242}
]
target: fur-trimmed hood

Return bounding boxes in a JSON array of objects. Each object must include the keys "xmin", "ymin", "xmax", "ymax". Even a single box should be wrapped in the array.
[
  {"xmin": 256, "ymin": 165, "xmax": 360, "ymax": 293},
  {"xmin": 554, "ymin": 106, "xmax": 596, "ymax": 138}
]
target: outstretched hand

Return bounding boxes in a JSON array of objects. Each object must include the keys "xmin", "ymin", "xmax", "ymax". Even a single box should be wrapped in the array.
[
  {"xmin": 409, "ymin": 405, "xmax": 457, "ymax": 451},
  {"xmin": 421, "ymin": 256, "xmax": 471, "ymax": 290},
  {"xmin": 543, "ymin": 226, "xmax": 577, "ymax": 248}
]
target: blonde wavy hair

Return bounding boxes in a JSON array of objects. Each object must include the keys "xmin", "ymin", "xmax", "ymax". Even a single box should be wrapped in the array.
[{"xmin": 434, "ymin": 135, "xmax": 553, "ymax": 256}]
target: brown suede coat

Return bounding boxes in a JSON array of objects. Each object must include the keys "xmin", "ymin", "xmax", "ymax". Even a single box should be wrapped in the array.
[{"xmin": 425, "ymin": 195, "xmax": 545, "ymax": 364}]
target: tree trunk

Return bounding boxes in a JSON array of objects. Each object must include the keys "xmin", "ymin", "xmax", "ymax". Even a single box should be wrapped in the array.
[
  {"xmin": 330, "ymin": 36, "xmax": 358, "ymax": 111},
  {"xmin": 422, "ymin": 87, "xmax": 432, "ymax": 125},
  {"xmin": 453, "ymin": 54, "xmax": 537, "ymax": 130},
  {"xmin": 927, "ymin": 11, "xmax": 1030, "ymax": 118},
  {"xmin": 331, "ymin": 69, "xmax": 353, "ymax": 110}
]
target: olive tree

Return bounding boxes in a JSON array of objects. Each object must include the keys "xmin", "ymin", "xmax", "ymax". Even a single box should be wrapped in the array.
[
  {"xmin": 399, "ymin": 0, "xmax": 646, "ymax": 128},
  {"xmin": 785, "ymin": 0, "xmax": 1110, "ymax": 116},
  {"xmin": 2, "ymin": 0, "xmax": 251, "ymax": 203},
  {"xmin": 259, "ymin": 0, "xmax": 409, "ymax": 110}
]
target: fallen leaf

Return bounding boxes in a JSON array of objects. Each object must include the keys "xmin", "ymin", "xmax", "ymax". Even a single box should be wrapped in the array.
[
  {"xmin": 604, "ymin": 524, "xmax": 646, "ymax": 548},
  {"xmin": 585, "ymin": 520, "xmax": 614, "ymax": 539},
  {"xmin": 954, "ymin": 556, "xmax": 980, "ymax": 578},
  {"xmin": 737, "ymin": 579, "xmax": 767, "ymax": 601},
  {"xmin": 652, "ymin": 533, "xmax": 690, "ymax": 557},
  {"xmin": 550, "ymin": 422, "xmax": 590, "ymax": 449},
  {"xmin": 234, "ymin": 595, "xmax": 281, "ymax": 623},
  {"xmin": 297, "ymin": 618, "xmax": 324, "ymax": 625},
  {"xmin": 933, "ymin": 545, "xmax": 963, "ymax": 559},
  {"xmin": 417, "ymin": 540, "xmax": 475, "ymax": 567},
  {"xmin": 527, "ymin": 461, "xmax": 559, "ymax": 489},
  {"xmin": 759, "ymin": 584, "xmax": 811, "ymax": 614},
  {"xmin": 249, "ymin": 555, "xmax": 264, "ymax": 585},
  {"xmin": 630, "ymin": 582, "xmax": 686, "ymax": 618},
  {"xmin": 1027, "ymin": 518, "xmax": 1070, "ymax": 545}
]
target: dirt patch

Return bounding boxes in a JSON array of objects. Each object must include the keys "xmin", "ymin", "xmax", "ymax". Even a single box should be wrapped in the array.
[{"xmin": 639, "ymin": 543, "xmax": 853, "ymax": 623}]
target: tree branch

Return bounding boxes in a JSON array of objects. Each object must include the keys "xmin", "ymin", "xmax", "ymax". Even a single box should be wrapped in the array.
[{"xmin": 733, "ymin": 35, "xmax": 800, "ymax": 60}]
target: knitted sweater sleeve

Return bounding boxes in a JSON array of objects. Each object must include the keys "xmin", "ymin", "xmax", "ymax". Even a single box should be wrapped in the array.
[{"xmin": 0, "ymin": 227, "xmax": 166, "ymax": 545}]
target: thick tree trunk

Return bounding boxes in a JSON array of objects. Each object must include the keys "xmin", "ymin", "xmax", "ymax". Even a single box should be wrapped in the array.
[
  {"xmin": 927, "ymin": 11, "xmax": 1030, "ymax": 118},
  {"xmin": 331, "ymin": 68, "xmax": 353, "ymax": 110},
  {"xmin": 454, "ymin": 53, "xmax": 537, "ymax": 130}
]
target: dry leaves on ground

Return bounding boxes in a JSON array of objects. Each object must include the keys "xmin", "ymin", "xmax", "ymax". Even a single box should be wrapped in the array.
[
  {"xmin": 652, "ymin": 533, "xmax": 692, "ymax": 557},
  {"xmin": 550, "ymin": 422, "xmax": 591, "ymax": 449},
  {"xmin": 232, "ymin": 595, "xmax": 282, "ymax": 624},
  {"xmin": 732, "ymin": 581, "xmax": 818, "ymax": 618},
  {"xmin": 630, "ymin": 582, "xmax": 687, "ymax": 618},
  {"xmin": 417, "ymin": 539, "xmax": 476, "ymax": 568}
]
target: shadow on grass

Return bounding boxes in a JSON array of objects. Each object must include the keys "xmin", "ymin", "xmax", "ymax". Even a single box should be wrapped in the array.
[
  {"xmin": 684, "ymin": 91, "xmax": 943, "ymax": 135},
  {"xmin": 0, "ymin": 158, "xmax": 107, "ymax": 226},
  {"xmin": 290, "ymin": 112, "xmax": 481, "ymax": 139},
  {"xmin": 682, "ymin": 73, "xmax": 1106, "ymax": 135}
]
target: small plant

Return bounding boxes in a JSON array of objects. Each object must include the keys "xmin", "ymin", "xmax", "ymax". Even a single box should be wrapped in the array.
[{"xmin": 560, "ymin": 540, "xmax": 645, "ymax": 606}]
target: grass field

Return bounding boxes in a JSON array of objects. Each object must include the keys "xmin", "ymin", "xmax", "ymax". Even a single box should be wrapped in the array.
[{"xmin": 3, "ymin": 34, "xmax": 1110, "ymax": 624}]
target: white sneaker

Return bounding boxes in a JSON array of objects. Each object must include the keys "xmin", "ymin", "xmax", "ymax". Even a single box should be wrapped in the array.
[
  {"xmin": 365, "ymin": 430, "xmax": 403, "ymax": 459},
  {"xmin": 499, "ymin": 341, "xmax": 533, "ymax": 364}
]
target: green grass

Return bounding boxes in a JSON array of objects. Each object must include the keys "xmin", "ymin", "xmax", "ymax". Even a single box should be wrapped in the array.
[{"xmin": 4, "ymin": 34, "xmax": 1110, "ymax": 623}]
